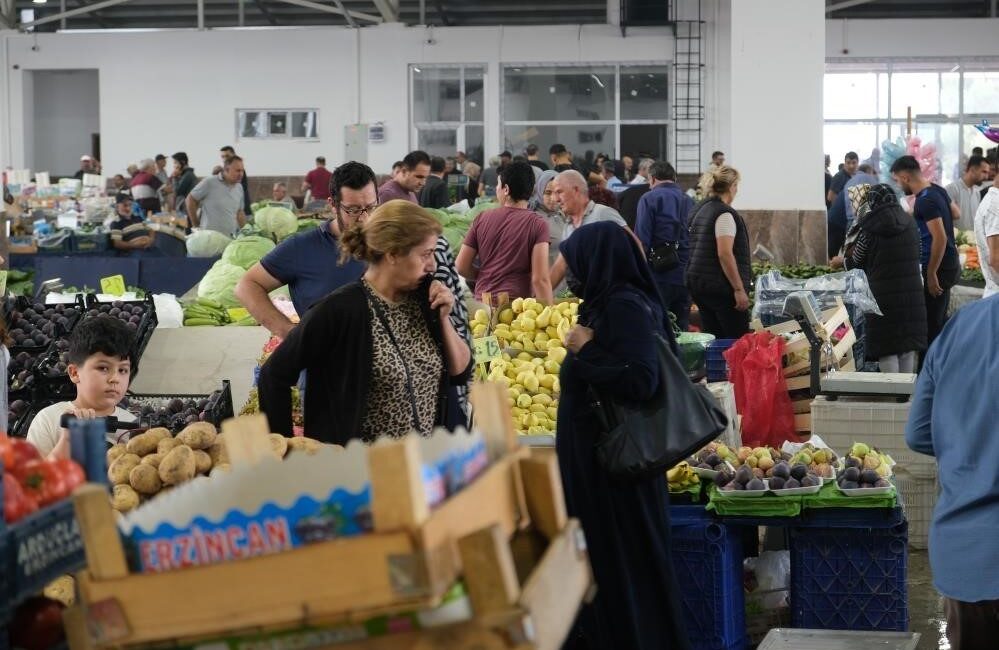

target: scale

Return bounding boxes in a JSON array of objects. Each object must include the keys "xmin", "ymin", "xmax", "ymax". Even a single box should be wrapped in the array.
[{"xmin": 780, "ymin": 291, "xmax": 916, "ymax": 402}]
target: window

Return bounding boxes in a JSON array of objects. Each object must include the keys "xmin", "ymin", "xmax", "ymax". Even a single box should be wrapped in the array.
[
  {"xmin": 501, "ymin": 63, "xmax": 670, "ymax": 164},
  {"xmin": 236, "ymin": 109, "xmax": 318, "ymax": 140},
  {"xmin": 410, "ymin": 65, "xmax": 485, "ymax": 164}
]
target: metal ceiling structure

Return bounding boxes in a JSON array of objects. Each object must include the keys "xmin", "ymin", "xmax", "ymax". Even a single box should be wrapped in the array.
[{"xmin": 2, "ymin": 0, "xmax": 996, "ymax": 32}]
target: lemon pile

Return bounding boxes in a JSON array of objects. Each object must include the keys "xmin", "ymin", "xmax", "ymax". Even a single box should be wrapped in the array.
[{"xmin": 472, "ymin": 298, "xmax": 578, "ymax": 435}]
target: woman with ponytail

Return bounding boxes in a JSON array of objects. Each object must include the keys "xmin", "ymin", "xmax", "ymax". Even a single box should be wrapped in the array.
[{"xmin": 258, "ymin": 200, "xmax": 473, "ymax": 444}]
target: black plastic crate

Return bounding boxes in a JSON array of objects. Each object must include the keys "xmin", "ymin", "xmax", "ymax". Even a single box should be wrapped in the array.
[
  {"xmin": 84, "ymin": 294, "xmax": 158, "ymax": 361},
  {"xmin": 120, "ymin": 380, "xmax": 234, "ymax": 433},
  {"xmin": 70, "ymin": 228, "xmax": 110, "ymax": 254},
  {"xmin": 32, "ymin": 348, "xmax": 77, "ymax": 403},
  {"xmin": 6, "ymin": 296, "xmax": 85, "ymax": 356},
  {"xmin": 5, "ymin": 391, "xmax": 46, "ymax": 439}
]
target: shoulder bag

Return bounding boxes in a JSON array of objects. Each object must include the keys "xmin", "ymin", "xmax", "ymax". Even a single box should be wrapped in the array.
[{"xmin": 589, "ymin": 333, "xmax": 728, "ymax": 481}]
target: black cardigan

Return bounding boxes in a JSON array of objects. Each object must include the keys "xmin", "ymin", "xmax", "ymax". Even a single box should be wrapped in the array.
[{"xmin": 258, "ymin": 277, "xmax": 473, "ymax": 444}]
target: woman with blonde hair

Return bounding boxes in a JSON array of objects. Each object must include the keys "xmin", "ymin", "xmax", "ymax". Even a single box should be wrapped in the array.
[
  {"xmin": 685, "ymin": 165, "xmax": 752, "ymax": 339},
  {"xmin": 259, "ymin": 200, "xmax": 473, "ymax": 444}
]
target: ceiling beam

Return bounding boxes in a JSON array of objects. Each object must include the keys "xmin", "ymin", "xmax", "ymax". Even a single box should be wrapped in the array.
[
  {"xmin": 826, "ymin": 0, "xmax": 878, "ymax": 12},
  {"xmin": 331, "ymin": 0, "xmax": 356, "ymax": 26},
  {"xmin": 274, "ymin": 0, "xmax": 380, "ymax": 22},
  {"xmin": 252, "ymin": 0, "xmax": 278, "ymax": 24},
  {"xmin": 371, "ymin": 0, "xmax": 397, "ymax": 21},
  {"xmin": 19, "ymin": 0, "xmax": 134, "ymax": 29}
]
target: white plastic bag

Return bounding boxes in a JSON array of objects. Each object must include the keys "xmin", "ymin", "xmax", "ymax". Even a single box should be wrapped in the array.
[
  {"xmin": 746, "ymin": 551, "xmax": 791, "ymax": 610},
  {"xmin": 152, "ymin": 293, "xmax": 184, "ymax": 328}
]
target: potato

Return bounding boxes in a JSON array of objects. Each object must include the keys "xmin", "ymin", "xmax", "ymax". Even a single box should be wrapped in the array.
[
  {"xmin": 177, "ymin": 422, "xmax": 217, "ymax": 450},
  {"xmin": 269, "ymin": 434, "xmax": 289, "ymax": 459},
  {"xmin": 158, "ymin": 445, "xmax": 196, "ymax": 485},
  {"xmin": 108, "ymin": 453, "xmax": 141, "ymax": 485},
  {"xmin": 111, "ymin": 484, "xmax": 140, "ymax": 512},
  {"xmin": 287, "ymin": 436, "xmax": 321, "ymax": 455},
  {"xmin": 157, "ymin": 437, "xmax": 183, "ymax": 454},
  {"xmin": 125, "ymin": 431, "xmax": 161, "ymax": 457},
  {"xmin": 207, "ymin": 437, "xmax": 229, "ymax": 466},
  {"xmin": 129, "ymin": 464, "xmax": 162, "ymax": 495},
  {"xmin": 193, "ymin": 450, "xmax": 212, "ymax": 474},
  {"xmin": 146, "ymin": 427, "xmax": 173, "ymax": 442},
  {"xmin": 209, "ymin": 463, "xmax": 231, "ymax": 478},
  {"xmin": 106, "ymin": 444, "xmax": 127, "ymax": 465},
  {"xmin": 140, "ymin": 453, "xmax": 163, "ymax": 468}
]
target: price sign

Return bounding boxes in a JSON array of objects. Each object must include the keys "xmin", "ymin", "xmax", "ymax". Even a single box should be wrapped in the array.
[
  {"xmin": 100, "ymin": 274, "xmax": 126, "ymax": 296},
  {"xmin": 473, "ymin": 335, "xmax": 502, "ymax": 368}
]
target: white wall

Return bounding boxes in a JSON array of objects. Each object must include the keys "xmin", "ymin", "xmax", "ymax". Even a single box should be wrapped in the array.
[
  {"xmin": 0, "ymin": 24, "xmax": 670, "ymax": 178},
  {"xmin": 827, "ymin": 18, "xmax": 999, "ymax": 60},
  {"xmin": 30, "ymin": 69, "xmax": 100, "ymax": 177}
]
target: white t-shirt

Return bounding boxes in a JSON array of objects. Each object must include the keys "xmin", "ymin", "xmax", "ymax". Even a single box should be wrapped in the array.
[
  {"xmin": 974, "ymin": 188, "xmax": 999, "ymax": 299},
  {"xmin": 26, "ymin": 402, "xmax": 137, "ymax": 458},
  {"xmin": 715, "ymin": 212, "xmax": 737, "ymax": 238}
]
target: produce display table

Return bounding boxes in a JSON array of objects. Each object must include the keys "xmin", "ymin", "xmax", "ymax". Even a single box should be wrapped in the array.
[{"xmin": 9, "ymin": 254, "xmax": 218, "ymax": 296}]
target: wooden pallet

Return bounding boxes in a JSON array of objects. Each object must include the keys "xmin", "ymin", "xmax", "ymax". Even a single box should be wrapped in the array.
[{"xmin": 67, "ymin": 386, "xmax": 592, "ymax": 649}]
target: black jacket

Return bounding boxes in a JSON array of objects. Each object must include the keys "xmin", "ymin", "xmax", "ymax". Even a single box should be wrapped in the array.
[
  {"xmin": 685, "ymin": 197, "xmax": 752, "ymax": 296},
  {"xmin": 420, "ymin": 176, "xmax": 450, "ymax": 209},
  {"xmin": 617, "ymin": 184, "xmax": 651, "ymax": 230},
  {"xmin": 848, "ymin": 204, "xmax": 927, "ymax": 359},
  {"xmin": 258, "ymin": 277, "xmax": 473, "ymax": 443}
]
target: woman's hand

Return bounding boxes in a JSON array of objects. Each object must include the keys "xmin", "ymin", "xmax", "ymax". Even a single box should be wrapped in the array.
[
  {"xmin": 829, "ymin": 255, "xmax": 845, "ymax": 270},
  {"xmin": 564, "ymin": 325, "xmax": 594, "ymax": 353},
  {"xmin": 429, "ymin": 280, "xmax": 455, "ymax": 319}
]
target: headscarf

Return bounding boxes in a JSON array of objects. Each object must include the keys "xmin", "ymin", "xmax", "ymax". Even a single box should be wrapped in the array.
[
  {"xmin": 559, "ymin": 222, "xmax": 669, "ymax": 338},
  {"xmin": 867, "ymin": 183, "xmax": 899, "ymax": 212},
  {"xmin": 530, "ymin": 169, "xmax": 558, "ymax": 214}
]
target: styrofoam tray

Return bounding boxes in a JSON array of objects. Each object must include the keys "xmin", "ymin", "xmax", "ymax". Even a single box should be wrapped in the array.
[
  {"xmin": 836, "ymin": 485, "xmax": 895, "ymax": 497},
  {"xmin": 771, "ymin": 483, "xmax": 823, "ymax": 496},
  {"xmin": 758, "ymin": 628, "xmax": 920, "ymax": 650},
  {"xmin": 716, "ymin": 482, "xmax": 769, "ymax": 498}
]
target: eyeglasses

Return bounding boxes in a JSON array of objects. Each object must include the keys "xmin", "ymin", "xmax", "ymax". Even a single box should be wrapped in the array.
[{"xmin": 338, "ymin": 203, "xmax": 379, "ymax": 216}]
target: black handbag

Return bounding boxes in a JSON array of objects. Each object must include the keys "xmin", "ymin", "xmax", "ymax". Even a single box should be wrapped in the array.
[
  {"xmin": 589, "ymin": 334, "xmax": 728, "ymax": 480},
  {"xmin": 648, "ymin": 242, "xmax": 680, "ymax": 272}
]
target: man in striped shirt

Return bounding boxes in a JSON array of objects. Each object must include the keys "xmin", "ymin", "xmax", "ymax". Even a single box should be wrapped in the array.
[{"xmin": 110, "ymin": 191, "xmax": 157, "ymax": 255}]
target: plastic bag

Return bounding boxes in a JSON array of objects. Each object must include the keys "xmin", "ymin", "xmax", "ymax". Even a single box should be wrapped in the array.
[
  {"xmin": 724, "ymin": 332, "xmax": 798, "ymax": 448},
  {"xmin": 752, "ymin": 269, "xmax": 882, "ymax": 322},
  {"xmin": 152, "ymin": 294, "xmax": 184, "ymax": 328},
  {"xmin": 745, "ymin": 551, "xmax": 790, "ymax": 610}
]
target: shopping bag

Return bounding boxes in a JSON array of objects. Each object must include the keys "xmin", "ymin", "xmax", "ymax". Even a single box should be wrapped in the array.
[{"xmin": 724, "ymin": 331, "xmax": 798, "ymax": 448}]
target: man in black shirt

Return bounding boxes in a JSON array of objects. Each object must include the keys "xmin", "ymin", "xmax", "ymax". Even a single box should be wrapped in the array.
[
  {"xmin": 72, "ymin": 155, "xmax": 95, "ymax": 180},
  {"xmin": 827, "ymin": 151, "xmax": 859, "ymax": 205},
  {"xmin": 420, "ymin": 156, "xmax": 450, "ymax": 209},
  {"xmin": 525, "ymin": 144, "xmax": 549, "ymax": 171}
]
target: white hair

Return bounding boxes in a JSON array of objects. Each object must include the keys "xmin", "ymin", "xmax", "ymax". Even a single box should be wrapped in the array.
[
  {"xmin": 555, "ymin": 169, "xmax": 587, "ymax": 193},
  {"xmin": 138, "ymin": 158, "xmax": 156, "ymax": 172},
  {"xmin": 638, "ymin": 158, "xmax": 656, "ymax": 174},
  {"xmin": 489, "ymin": 156, "xmax": 501, "ymax": 168},
  {"xmin": 273, "ymin": 182, "xmax": 287, "ymax": 190}
]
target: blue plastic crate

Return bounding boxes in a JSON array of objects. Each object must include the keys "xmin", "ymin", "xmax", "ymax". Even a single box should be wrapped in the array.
[
  {"xmin": 788, "ymin": 522, "xmax": 908, "ymax": 632},
  {"xmin": 706, "ymin": 339, "xmax": 736, "ymax": 383},
  {"xmin": 798, "ymin": 505, "xmax": 904, "ymax": 529},
  {"xmin": 670, "ymin": 508, "xmax": 748, "ymax": 650}
]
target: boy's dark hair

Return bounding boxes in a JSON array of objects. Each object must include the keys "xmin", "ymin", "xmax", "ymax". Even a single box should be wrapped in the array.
[
  {"xmin": 430, "ymin": 156, "xmax": 446, "ymax": 174},
  {"xmin": 890, "ymin": 155, "xmax": 921, "ymax": 175},
  {"xmin": 68, "ymin": 316, "xmax": 136, "ymax": 369},
  {"xmin": 403, "ymin": 150, "xmax": 431, "ymax": 170},
  {"xmin": 525, "ymin": 144, "xmax": 539, "ymax": 156},
  {"xmin": 967, "ymin": 155, "xmax": 987, "ymax": 171},
  {"xmin": 650, "ymin": 161, "xmax": 677, "ymax": 182},
  {"xmin": 330, "ymin": 161, "xmax": 377, "ymax": 202},
  {"xmin": 845, "ymin": 151, "xmax": 859, "ymax": 162},
  {"xmin": 499, "ymin": 162, "xmax": 537, "ymax": 202},
  {"xmin": 220, "ymin": 145, "xmax": 236, "ymax": 155},
  {"xmin": 549, "ymin": 143, "xmax": 568, "ymax": 156},
  {"xmin": 172, "ymin": 152, "xmax": 189, "ymax": 167}
]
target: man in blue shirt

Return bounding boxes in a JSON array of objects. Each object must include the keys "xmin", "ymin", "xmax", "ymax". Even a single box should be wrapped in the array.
[
  {"xmin": 891, "ymin": 155, "xmax": 961, "ymax": 345},
  {"xmin": 635, "ymin": 161, "xmax": 694, "ymax": 329},
  {"xmin": 906, "ymin": 297, "xmax": 999, "ymax": 649},
  {"xmin": 234, "ymin": 162, "xmax": 372, "ymax": 336}
]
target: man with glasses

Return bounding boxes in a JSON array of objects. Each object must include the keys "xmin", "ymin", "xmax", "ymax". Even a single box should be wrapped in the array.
[{"xmin": 235, "ymin": 162, "xmax": 375, "ymax": 337}]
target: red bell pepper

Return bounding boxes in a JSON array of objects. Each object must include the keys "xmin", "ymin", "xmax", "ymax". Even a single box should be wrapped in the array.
[
  {"xmin": 51, "ymin": 458, "xmax": 86, "ymax": 494},
  {"xmin": 3, "ymin": 472, "xmax": 39, "ymax": 523},
  {"xmin": 16, "ymin": 460, "xmax": 68, "ymax": 508}
]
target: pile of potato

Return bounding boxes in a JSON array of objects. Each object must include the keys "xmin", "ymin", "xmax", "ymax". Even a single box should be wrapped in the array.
[{"xmin": 107, "ymin": 423, "xmax": 322, "ymax": 513}]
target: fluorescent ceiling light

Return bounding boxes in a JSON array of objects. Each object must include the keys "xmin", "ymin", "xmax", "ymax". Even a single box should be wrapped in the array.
[
  {"xmin": 32, "ymin": 0, "xmax": 46, "ymax": 4},
  {"xmin": 590, "ymin": 74, "xmax": 604, "ymax": 88}
]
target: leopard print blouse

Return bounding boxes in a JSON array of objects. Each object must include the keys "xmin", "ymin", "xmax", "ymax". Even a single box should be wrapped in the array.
[{"xmin": 360, "ymin": 281, "xmax": 444, "ymax": 441}]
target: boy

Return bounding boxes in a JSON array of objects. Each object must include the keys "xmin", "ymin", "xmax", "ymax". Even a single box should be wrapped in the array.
[{"xmin": 27, "ymin": 316, "xmax": 138, "ymax": 458}]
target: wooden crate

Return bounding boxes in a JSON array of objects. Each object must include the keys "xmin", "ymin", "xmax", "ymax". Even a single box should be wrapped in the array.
[
  {"xmin": 68, "ymin": 386, "xmax": 591, "ymax": 650},
  {"xmin": 751, "ymin": 298, "xmax": 857, "ymax": 379}
]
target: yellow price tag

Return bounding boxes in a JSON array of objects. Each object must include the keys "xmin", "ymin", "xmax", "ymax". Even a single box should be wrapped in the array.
[
  {"xmin": 100, "ymin": 274, "xmax": 127, "ymax": 296},
  {"xmin": 473, "ymin": 335, "xmax": 502, "ymax": 367}
]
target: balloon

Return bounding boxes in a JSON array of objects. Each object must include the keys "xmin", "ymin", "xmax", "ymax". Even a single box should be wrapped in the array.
[{"xmin": 974, "ymin": 119, "xmax": 999, "ymax": 144}]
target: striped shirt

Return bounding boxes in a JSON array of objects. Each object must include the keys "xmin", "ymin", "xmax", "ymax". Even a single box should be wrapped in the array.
[
  {"xmin": 433, "ymin": 235, "xmax": 471, "ymax": 416},
  {"xmin": 110, "ymin": 216, "xmax": 152, "ymax": 243}
]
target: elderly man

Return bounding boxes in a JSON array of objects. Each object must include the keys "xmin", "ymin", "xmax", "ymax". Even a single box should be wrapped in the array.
[
  {"xmin": 549, "ymin": 170, "xmax": 627, "ymax": 288},
  {"xmin": 129, "ymin": 158, "xmax": 164, "ymax": 215},
  {"xmin": 73, "ymin": 155, "xmax": 95, "ymax": 180},
  {"xmin": 186, "ymin": 156, "xmax": 247, "ymax": 235},
  {"xmin": 271, "ymin": 182, "xmax": 297, "ymax": 211}
]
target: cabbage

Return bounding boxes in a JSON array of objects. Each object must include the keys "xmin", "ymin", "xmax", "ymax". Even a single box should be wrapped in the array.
[
  {"xmin": 255, "ymin": 206, "xmax": 298, "ymax": 242},
  {"xmin": 186, "ymin": 229, "xmax": 233, "ymax": 258},
  {"xmin": 222, "ymin": 235, "xmax": 276, "ymax": 270},
  {"xmin": 197, "ymin": 260, "xmax": 246, "ymax": 308}
]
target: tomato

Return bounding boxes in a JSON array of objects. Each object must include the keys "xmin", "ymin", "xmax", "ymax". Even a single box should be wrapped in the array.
[
  {"xmin": 51, "ymin": 458, "xmax": 86, "ymax": 494},
  {"xmin": 9, "ymin": 597, "xmax": 66, "ymax": 650},
  {"xmin": 7, "ymin": 437, "xmax": 42, "ymax": 469},
  {"xmin": 0, "ymin": 434, "xmax": 15, "ymax": 470},
  {"xmin": 16, "ymin": 460, "xmax": 68, "ymax": 507},
  {"xmin": 3, "ymin": 473, "xmax": 38, "ymax": 523}
]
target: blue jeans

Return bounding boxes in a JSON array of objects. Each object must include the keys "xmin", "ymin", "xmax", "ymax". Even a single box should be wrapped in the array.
[{"xmin": 656, "ymin": 281, "xmax": 691, "ymax": 332}]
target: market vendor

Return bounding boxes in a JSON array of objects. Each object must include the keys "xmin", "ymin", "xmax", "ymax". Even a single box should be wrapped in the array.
[
  {"xmin": 109, "ymin": 191, "xmax": 162, "ymax": 257},
  {"xmin": 257, "ymin": 200, "xmax": 472, "ymax": 445}
]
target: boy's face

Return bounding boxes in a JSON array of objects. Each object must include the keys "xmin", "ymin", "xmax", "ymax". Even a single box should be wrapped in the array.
[{"xmin": 68, "ymin": 353, "xmax": 131, "ymax": 412}]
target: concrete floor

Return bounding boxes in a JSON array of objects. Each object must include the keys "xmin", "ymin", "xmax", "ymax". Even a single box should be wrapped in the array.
[{"xmin": 908, "ymin": 550, "xmax": 949, "ymax": 650}]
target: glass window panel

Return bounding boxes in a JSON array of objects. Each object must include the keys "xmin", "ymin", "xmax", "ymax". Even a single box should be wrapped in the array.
[
  {"xmin": 268, "ymin": 112, "xmax": 288, "ymax": 136},
  {"xmin": 503, "ymin": 124, "xmax": 616, "ymax": 163},
  {"xmin": 824, "ymin": 73, "xmax": 879, "ymax": 119},
  {"xmin": 464, "ymin": 68, "xmax": 485, "ymax": 123},
  {"xmin": 413, "ymin": 67, "xmax": 461, "ymax": 123},
  {"xmin": 238, "ymin": 111, "xmax": 266, "ymax": 138},
  {"xmin": 891, "ymin": 72, "xmax": 943, "ymax": 118},
  {"xmin": 940, "ymin": 72, "xmax": 960, "ymax": 115},
  {"xmin": 824, "ymin": 123, "xmax": 879, "ymax": 172},
  {"xmin": 504, "ymin": 66, "xmax": 616, "ymax": 122},
  {"xmin": 291, "ymin": 111, "xmax": 318, "ymax": 138},
  {"xmin": 621, "ymin": 124, "xmax": 667, "ymax": 161},
  {"xmin": 464, "ymin": 125, "xmax": 484, "ymax": 167},
  {"xmin": 621, "ymin": 66, "xmax": 669, "ymax": 120},
  {"xmin": 963, "ymin": 71, "xmax": 999, "ymax": 115},
  {"xmin": 417, "ymin": 128, "xmax": 457, "ymax": 159}
]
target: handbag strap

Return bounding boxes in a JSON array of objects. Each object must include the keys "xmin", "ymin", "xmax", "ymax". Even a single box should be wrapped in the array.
[{"xmin": 364, "ymin": 283, "xmax": 423, "ymax": 433}]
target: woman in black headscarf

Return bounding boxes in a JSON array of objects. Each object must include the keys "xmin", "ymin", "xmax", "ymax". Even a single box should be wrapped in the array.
[{"xmin": 558, "ymin": 222, "xmax": 690, "ymax": 650}]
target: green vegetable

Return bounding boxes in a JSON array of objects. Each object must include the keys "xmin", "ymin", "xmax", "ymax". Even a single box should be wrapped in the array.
[
  {"xmin": 254, "ymin": 206, "xmax": 298, "ymax": 242},
  {"xmin": 197, "ymin": 260, "xmax": 246, "ymax": 308},
  {"xmin": 184, "ymin": 318, "xmax": 221, "ymax": 326},
  {"xmin": 186, "ymin": 230, "xmax": 233, "ymax": 258},
  {"xmin": 221, "ymin": 235, "xmax": 276, "ymax": 270}
]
